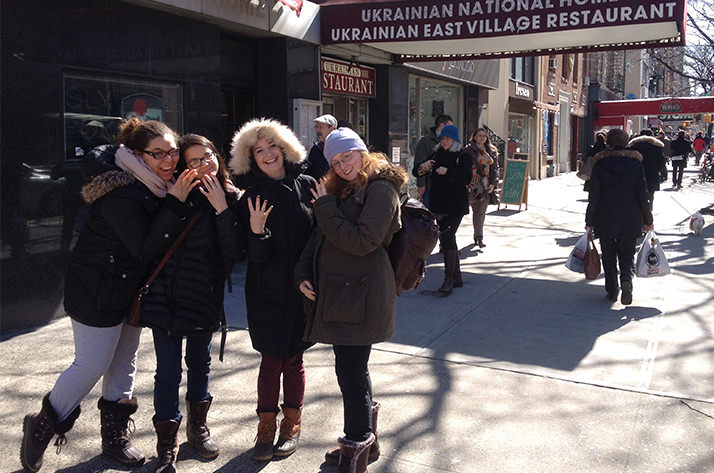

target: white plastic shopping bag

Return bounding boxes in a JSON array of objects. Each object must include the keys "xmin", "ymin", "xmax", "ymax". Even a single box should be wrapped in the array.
[
  {"xmin": 636, "ymin": 230, "xmax": 670, "ymax": 277},
  {"xmin": 565, "ymin": 230, "xmax": 590, "ymax": 273}
]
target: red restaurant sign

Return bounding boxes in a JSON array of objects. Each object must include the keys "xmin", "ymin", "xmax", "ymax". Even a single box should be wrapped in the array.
[
  {"xmin": 319, "ymin": 0, "xmax": 686, "ymax": 61},
  {"xmin": 321, "ymin": 57, "xmax": 376, "ymax": 98}
]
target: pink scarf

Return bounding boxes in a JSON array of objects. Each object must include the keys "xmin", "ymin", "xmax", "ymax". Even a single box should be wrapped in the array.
[{"xmin": 114, "ymin": 145, "xmax": 174, "ymax": 198}]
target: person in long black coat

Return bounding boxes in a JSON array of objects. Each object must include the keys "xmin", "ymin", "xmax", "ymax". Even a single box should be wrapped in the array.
[
  {"xmin": 586, "ymin": 128, "xmax": 654, "ymax": 305},
  {"xmin": 139, "ymin": 134, "xmax": 243, "ymax": 472},
  {"xmin": 627, "ymin": 129, "xmax": 666, "ymax": 208},
  {"xmin": 229, "ymin": 118, "xmax": 315, "ymax": 461},
  {"xmin": 670, "ymin": 130, "xmax": 692, "ymax": 189}
]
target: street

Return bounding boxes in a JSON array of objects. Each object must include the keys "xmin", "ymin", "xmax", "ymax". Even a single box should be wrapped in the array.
[{"xmin": 2, "ymin": 166, "xmax": 713, "ymax": 473}]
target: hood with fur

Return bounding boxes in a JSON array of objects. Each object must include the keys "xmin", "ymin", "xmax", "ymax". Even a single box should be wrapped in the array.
[
  {"xmin": 229, "ymin": 118, "xmax": 307, "ymax": 176},
  {"xmin": 628, "ymin": 135, "xmax": 664, "ymax": 149},
  {"xmin": 592, "ymin": 149, "xmax": 642, "ymax": 163},
  {"xmin": 368, "ymin": 160, "xmax": 409, "ymax": 190},
  {"xmin": 81, "ymin": 170, "xmax": 135, "ymax": 204}
]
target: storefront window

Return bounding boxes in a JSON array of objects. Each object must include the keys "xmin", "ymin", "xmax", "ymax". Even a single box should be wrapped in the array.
[
  {"xmin": 508, "ymin": 113, "xmax": 533, "ymax": 159},
  {"xmin": 408, "ymin": 75, "xmax": 462, "ymax": 157}
]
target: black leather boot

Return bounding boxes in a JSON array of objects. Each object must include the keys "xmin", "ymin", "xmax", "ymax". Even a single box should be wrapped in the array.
[
  {"xmin": 21, "ymin": 393, "xmax": 80, "ymax": 472},
  {"xmin": 98, "ymin": 397, "xmax": 145, "ymax": 466}
]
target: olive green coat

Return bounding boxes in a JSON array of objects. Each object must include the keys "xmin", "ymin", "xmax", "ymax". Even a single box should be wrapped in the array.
[{"xmin": 294, "ymin": 167, "xmax": 405, "ymax": 346}]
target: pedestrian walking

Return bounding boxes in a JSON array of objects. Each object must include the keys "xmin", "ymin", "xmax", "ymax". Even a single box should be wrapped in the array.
[
  {"xmin": 656, "ymin": 130, "xmax": 672, "ymax": 162},
  {"xmin": 412, "ymin": 114, "xmax": 453, "ymax": 207},
  {"xmin": 582, "ymin": 131, "xmax": 607, "ymax": 192},
  {"xmin": 627, "ymin": 129, "xmax": 666, "ymax": 208},
  {"xmin": 295, "ymin": 127, "xmax": 407, "ymax": 473},
  {"xmin": 670, "ymin": 130, "xmax": 691, "ymax": 189},
  {"xmin": 414, "ymin": 124, "xmax": 472, "ymax": 297},
  {"xmin": 304, "ymin": 114, "xmax": 337, "ymax": 180},
  {"xmin": 692, "ymin": 131, "xmax": 707, "ymax": 167},
  {"xmin": 21, "ymin": 119, "xmax": 196, "ymax": 472},
  {"xmin": 139, "ymin": 134, "xmax": 243, "ymax": 473},
  {"xmin": 585, "ymin": 128, "xmax": 654, "ymax": 305},
  {"xmin": 462, "ymin": 127, "xmax": 500, "ymax": 248},
  {"xmin": 228, "ymin": 119, "xmax": 316, "ymax": 462}
]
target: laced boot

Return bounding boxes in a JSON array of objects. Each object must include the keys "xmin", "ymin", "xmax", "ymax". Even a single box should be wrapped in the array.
[
  {"xmin": 325, "ymin": 401, "xmax": 380, "ymax": 465},
  {"xmin": 186, "ymin": 398, "xmax": 219, "ymax": 459},
  {"xmin": 273, "ymin": 405, "xmax": 302, "ymax": 457},
  {"xmin": 154, "ymin": 419, "xmax": 180, "ymax": 473},
  {"xmin": 252, "ymin": 412, "xmax": 277, "ymax": 461},
  {"xmin": 337, "ymin": 433, "xmax": 375, "ymax": 473},
  {"xmin": 98, "ymin": 397, "xmax": 145, "ymax": 466},
  {"xmin": 21, "ymin": 393, "xmax": 81, "ymax": 472}
]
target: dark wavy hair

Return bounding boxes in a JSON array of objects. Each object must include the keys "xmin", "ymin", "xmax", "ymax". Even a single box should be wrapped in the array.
[
  {"xmin": 116, "ymin": 118, "xmax": 178, "ymax": 151},
  {"xmin": 176, "ymin": 133, "xmax": 232, "ymax": 186}
]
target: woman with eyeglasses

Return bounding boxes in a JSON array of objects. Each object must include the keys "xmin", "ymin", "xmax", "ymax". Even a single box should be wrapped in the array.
[
  {"xmin": 22, "ymin": 118, "xmax": 197, "ymax": 472},
  {"xmin": 138, "ymin": 133, "xmax": 242, "ymax": 473},
  {"xmin": 295, "ymin": 127, "xmax": 408, "ymax": 473},
  {"xmin": 228, "ymin": 118, "xmax": 315, "ymax": 462}
]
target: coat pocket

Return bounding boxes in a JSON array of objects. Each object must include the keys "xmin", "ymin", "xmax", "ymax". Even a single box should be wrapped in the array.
[{"xmin": 320, "ymin": 274, "xmax": 368, "ymax": 324}]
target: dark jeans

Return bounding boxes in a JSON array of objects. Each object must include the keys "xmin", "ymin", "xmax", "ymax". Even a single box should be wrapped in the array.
[
  {"xmin": 257, "ymin": 353, "xmax": 305, "ymax": 413},
  {"xmin": 437, "ymin": 213, "xmax": 464, "ymax": 250},
  {"xmin": 672, "ymin": 160, "xmax": 685, "ymax": 186},
  {"xmin": 334, "ymin": 345, "xmax": 373, "ymax": 442},
  {"xmin": 600, "ymin": 237, "xmax": 636, "ymax": 295},
  {"xmin": 152, "ymin": 329, "xmax": 212, "ymax": 423}
]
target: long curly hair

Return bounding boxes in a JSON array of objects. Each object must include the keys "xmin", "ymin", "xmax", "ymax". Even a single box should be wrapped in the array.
[{"xmin": 323, "ymin": 151, "xmax": 408, "ymax": 201}]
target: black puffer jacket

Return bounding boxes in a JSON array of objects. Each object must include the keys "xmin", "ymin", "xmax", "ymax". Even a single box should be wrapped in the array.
[
  {"xmin": 585, "ymin": 148, "xmax": 653, "ymax": 240},
  {"xmin": 236, "ymin": 163, "xmax": 316, "ymax": 357},
  {"xmin": 427, "ymin": 144, "xmax": 472, "ymax": 215},
  {"xmin": 139, "ymin": 187, "xmax": 242, "ymax": 336},
  {"xmin": 627, "ymin": 135, "xmax": 666, "ymax": 192},
  {"xmin": 64, "ymin": 170, "xmax": 187, "ymax": 328}
]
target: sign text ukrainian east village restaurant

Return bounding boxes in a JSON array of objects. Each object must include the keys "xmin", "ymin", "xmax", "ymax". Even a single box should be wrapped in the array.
[
  {"xmin": 322, "ymin": 0, "xmax": 681, "ymax": 43},
  {"xmin": 321, "ymin": 57, "xmax": 376, "ymax": 98}
]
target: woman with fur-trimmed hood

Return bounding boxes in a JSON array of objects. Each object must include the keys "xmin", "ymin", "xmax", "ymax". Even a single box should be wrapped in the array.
[
  {"xmin": 228, "ymin": 118, "xmax": 315, "ymax": 461},
  {"xmin": 586, "ymin": 127, "xmax": 654, "ymax": 306},
  {"xmin": 294, "ymin": 127, "xmax": 408, "ymax": 473}
]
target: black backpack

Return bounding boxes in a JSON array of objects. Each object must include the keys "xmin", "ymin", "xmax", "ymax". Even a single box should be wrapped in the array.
[{"xmin": 387, "ymin": 197, "xmax": 439, "ymax": 296}]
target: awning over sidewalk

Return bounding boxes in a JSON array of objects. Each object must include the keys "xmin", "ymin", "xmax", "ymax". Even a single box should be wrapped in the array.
[
  {"xmin": 594, "ymin": 97, "xmax": 714, "ymax": 127},
  {"xmin": 317, "ymin": 0, "xmax": 687, "ymax": 61}
]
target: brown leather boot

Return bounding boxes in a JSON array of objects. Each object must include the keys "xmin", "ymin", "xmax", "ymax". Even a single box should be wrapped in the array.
[
  {"xmin": 154, "ymin": 419, "xmax": 180, "ymax": 473},
  {"xmin": 452, "ymin": 252, "xmax": 463, "ymax": 288},
  {"xmin": 21, "ymin": 393, "xmax": 80, "ymax": 472},
  {"xmin": 98, "ymin": 397, "xmax": 145, "ymax": 466},
  {"xmin": 252, "ymin": 412, "xmax": 277, "ymax": 461},
  {"xmin": 436, "ymin": 249, "xmax": 458, "ymax": 296},
  {"xmin": 186, "ymin": 398, "xmax": 219, "ymax": 459},
  {"xmin": 337, "ymin": 433, "xmax": 375, "ymax": 473},
  {"xmin": 273, "ymin": 405, "xmax": 301, "ymax": 457},
  {"xmin": 325, "ymin": 401, "xmax": 380, "ymax": 465}
]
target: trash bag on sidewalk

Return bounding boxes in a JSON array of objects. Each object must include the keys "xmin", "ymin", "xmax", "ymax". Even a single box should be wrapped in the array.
[
  {"xmin": 636, "ymin": 230, "xmax": 670, "ymax": 277},
  {"xmin": 565, "ymin": 230, "xmax": 590, "ymax": 274}
]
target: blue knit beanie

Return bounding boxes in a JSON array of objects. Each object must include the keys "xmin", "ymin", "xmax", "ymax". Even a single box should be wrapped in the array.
[
  {"xmin": 323, "ymin": 127, "xmax": 368, "ymax": 162},
  {"xmin": 438, "ymin": 124, "xmax": 460, "ymax": 143}
]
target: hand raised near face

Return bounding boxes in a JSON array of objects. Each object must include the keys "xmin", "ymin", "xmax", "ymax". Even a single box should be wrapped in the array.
[
  {"xmin": 247, "ymin": 195, "xmax": 273, "ymax": 235},
  {"xmin": 167, "ymin": 169, "xmax": 199, "ymax": 202},
  {"xmin": 309, "ymin": 179, "xmax": 328, "ymax": 203},
  {"xmin": 198, "ymin": 174, "xmax": 228, "ymax": 214}
]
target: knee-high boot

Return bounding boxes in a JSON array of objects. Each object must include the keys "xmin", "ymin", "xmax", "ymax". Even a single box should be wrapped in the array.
[{"xmin": 437, "ymin": 249, "xmax": 459, "ymax": 296}]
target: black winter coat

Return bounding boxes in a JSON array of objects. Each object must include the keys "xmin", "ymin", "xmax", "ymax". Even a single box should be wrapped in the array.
[
  {"xmin": 670, "ymin": 136, "xmax": 692, "ymax": 166},
  {"xmin": 139, "ymin": 188, "xmax": 242, "ymax": 336},
  {"xmin": 236, "ymin": 164, "xmax": 316, "ymax": 357},
  {"xmin": 585, "ymin": 148, "xmax": 653, "ymax": 240},
  {"xmin": 304, "ymin": 143, "xmax": 330, "ymax": 180},
  {"xmin": 427, "ymin": 144, "xmax": 472, "ymax": 216},
  {"xmin": 627, "ymin": 135, "xmax": 666, "ymax": 193},
  {"xmin": 64, "ymin": 171, "xmax": 187, "ymax": 328}
]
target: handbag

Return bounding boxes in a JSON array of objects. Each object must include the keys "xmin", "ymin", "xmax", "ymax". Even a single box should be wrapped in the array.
[
  {"xmin": 584, "ymin": 231, "xmax": 601, "ymax": 280},
  {"xmin": 127, "ymin": 209, "xmax": 204, "ymax": 326}
]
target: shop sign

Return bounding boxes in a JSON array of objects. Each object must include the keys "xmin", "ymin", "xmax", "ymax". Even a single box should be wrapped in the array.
[
  {"xmin": 321, "ymin": 57, "xmax": 376, "ymax": 98},
  {"xmin": 659, "ymin": 100, "xmax": 682, "ymax": 114},
  {"xmin": 509, "ymin": 81, "xmax": 532, "ymax": 100}
]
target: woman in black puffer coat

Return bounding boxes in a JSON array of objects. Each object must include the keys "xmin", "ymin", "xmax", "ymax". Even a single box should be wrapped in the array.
[
  {"xmin": 229, "ymin": 118, "xmax": 315, "ymax": 461},
  {"xmin": 22, "ymin": 119, "xmax": 196, "ymax": 473},
  {"xmin": 140, "ymin": 134, "xmax": 242, "ymax": 471}
]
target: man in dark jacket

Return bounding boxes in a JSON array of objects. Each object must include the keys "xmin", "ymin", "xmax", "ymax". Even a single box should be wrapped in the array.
[
  {"xmin": 304, "ymin": 114, "xmax": 337, "ymax": 180},
  {"xmin": 627, "ymin": 129, "xmax": 666, "ymax": 208},
  {"xmin": 586, "ymin": 128, "xmax": 654, "ymax": 305},
  {"xmin": 412, "ymin": 114, "xmax": 452, "ymax": 206},
  {"xmin": 670, "ymin": 130, "xmax": 691, "ymax": 189}
]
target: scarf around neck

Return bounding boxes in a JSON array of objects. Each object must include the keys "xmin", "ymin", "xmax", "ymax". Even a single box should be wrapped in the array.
[{"xmin": 114, "ymin": 144, "xmax": 174, "ymax": 198}]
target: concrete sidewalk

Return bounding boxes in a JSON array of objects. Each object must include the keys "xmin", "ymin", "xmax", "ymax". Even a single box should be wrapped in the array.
[{"xmin": 2, "ymin": 167, "xmax": 713, "ymax": 473}]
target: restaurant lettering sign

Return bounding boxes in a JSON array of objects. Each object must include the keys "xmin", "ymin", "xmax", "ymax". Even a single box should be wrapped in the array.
[{"xmin": 321, "ymin": 57, "xmax": 376, "ymax": 98}]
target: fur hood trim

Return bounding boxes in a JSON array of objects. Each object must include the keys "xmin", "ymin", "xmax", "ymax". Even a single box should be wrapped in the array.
[
  {"xmin": 592, "ymin": 149, "xmax": 643, "ymax": 163},
  {"xmin": 81, "ymin": 170, "xmax": 135, "ymax": 204},
  {"xmin": 628, "ymin": 135, "xmax": 664, "ymax": 148},
  {"xmin": 229, "ymin": 118, "xmax": 306, "ymax": 176},
  {"xmin": 369, "ymin": 161, "xmax": 409, "ymax": 190}
]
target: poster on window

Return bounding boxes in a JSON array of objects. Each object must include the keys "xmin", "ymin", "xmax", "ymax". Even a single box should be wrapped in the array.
[{"xmin": 122, "ymin": 94, "xmax": 164, "ymax": 122}]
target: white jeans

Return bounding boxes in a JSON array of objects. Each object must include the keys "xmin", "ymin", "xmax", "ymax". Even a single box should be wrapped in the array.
[{"xmin": 49, "ymin": 319, "xmax": 142, "ymax": 421}]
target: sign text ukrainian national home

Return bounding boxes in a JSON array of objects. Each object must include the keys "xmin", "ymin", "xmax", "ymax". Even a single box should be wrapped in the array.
[
  {"xmin": 321, "ymin": 57, "xmax": 376, "ymax": 98},
  {"xmin": 319, "ymin": 0, "xmax": 686, "ymax": 61}
]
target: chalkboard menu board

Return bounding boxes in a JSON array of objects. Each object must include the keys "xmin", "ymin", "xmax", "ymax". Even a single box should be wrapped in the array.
[{"xmin": 499, "ymin": 158, "xmax": 529, "ymax": 210}]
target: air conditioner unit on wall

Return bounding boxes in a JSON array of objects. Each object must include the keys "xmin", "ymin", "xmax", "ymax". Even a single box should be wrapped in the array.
[{"xmin": 548, "ymin": 57, "xmax": 558, "ymax": 70}]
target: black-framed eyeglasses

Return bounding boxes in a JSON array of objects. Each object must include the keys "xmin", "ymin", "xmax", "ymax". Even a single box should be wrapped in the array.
[
  {"xmin": 142, "ymin": 148, "xmax": 179, "ymax": 160},
  {"xmin": 186, "ymin": 152, "xmax": 216, "ymax": 169}
]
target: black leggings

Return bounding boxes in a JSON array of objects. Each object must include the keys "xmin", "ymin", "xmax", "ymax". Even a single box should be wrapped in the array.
[
  {"xmin": 437, "ymin": 213, "xmax": 464, "ymax": 250},
  {"xmin": 333, "ymin": 345, "xmax": 373, "ymax": 441}
]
